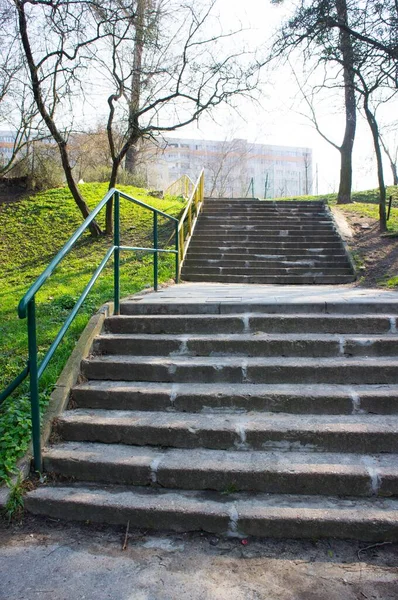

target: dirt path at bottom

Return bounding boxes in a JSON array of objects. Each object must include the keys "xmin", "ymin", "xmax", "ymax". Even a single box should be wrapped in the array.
[{"xmin": 0, "ymin": 516, "xmax": 397, "ymax": 600}]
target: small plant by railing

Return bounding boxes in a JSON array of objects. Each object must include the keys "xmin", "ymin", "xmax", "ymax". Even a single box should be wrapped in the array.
[{"xmin": 0, "ymin": 188, "xmax": 179, "ymax": 473}]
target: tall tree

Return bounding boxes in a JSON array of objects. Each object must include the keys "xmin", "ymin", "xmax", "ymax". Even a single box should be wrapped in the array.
[
  {"xmin": 92, "ymin": 0, "xmax": 259, "ymax": 232},
  {"xmin": 271, "ymin": 0, "xmax": 357, "ymax": 203},
  {"xmin": 14, "ymin": 0, "xmax": 104, "ymax": 235}
]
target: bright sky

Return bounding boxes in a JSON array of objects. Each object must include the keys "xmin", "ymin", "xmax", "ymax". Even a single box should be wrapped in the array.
[{"xmin": 166, "ymin": 0, "xmax": 395, "ymax": 195}]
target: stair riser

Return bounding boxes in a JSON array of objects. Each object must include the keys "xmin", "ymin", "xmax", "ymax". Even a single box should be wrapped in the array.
[
  {"xmin": 182, "ymin": 267, "xmax": 352, "ymax": 276},
  {"xmin": 72, "ymin": 387, "xmax": 398, "ymax": 415},
  {"xmin": 42, "ymin": 455, "xmax": 394, "ymax": 497},
  {"xmin": 106, "ymin": 316, "xmax": 392, "ymax": 335},
  {"xmin": 183, "ymin": 260, "xmax": 350, "ymax": 269},
  {"xmin": 82, "ymin": 360, "xmax": 398, "ymax": 385},
  {"xmin": 188, "ymin": 243, "xmax": 343, "ymax": 250},
  {"xmin": 93, "ymin": 337, "xmax": 398, "ymax": 358},
  {"xmin": 119, "ymin": 302, "xmax": 398, "ymax": 316},
  {"xmin": 56, "ymin": 419, "xmax": 398, "ymax": 453},
  {"xmin": 184, "ymin": 254, "xmax": 347, "ymax": 262},
  {"xmin": 182, "ymin": 274, "xmax": 356, "ymax": 284},
  {"xmin": 192, "ymin": 235, "xmax": 339, "ymax": 242},
  {"xmin": 25, "ymin": 491, "xmax": 398, "ymax": 542},
  {"xmin": 195, "ymin": 225, "xmax": 335, "ymax": 232}
]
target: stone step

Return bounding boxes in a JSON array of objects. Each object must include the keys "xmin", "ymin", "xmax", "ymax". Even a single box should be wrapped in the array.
[
  {"xmin": 199, "ymin": 217, "xmax": 330, "ymax": 223},
  {"xmin": 204, "ymin": 200, "xmax": 326, "ymax": 213},
  {"xmin": 119, "ymin": 301, "xmax": 398, "ymax": 316},
  {"xmin": 42, "ymin": 442, "xmax": 398, "ymax": 497},
  {"xmin": 81, "ymin": 355, "xmax": 398, "ymax": 385},
  {"xmin": 105, "ymin": 313, "xmax": 395, "ymax": 335},
  {"xmin": 195, "ymin": 224, "xmax": 335, "ymax": 231},
  {"xmin": 25, "ymin": 485, "xmax": 398, "ymax": 541},
  {"xmin": 202, "ymin": 212, "xmax": 328, "ymax": 218},
  {"xmin": 192, "ymin": 233, "xmax": 339, "ymax": 241},
  {"xmin": 188, "ymin": 242, "xmax": 343, "ymax": 250},
  {"xmin": 184, "ymin": 255, "xmax": 348, "ymax": 265},
  {"xmin": 93, "ymin": 333, "xmax": 398, "ymax": 358},
  {"xmin": 182, "ymin": 261, "xmax": 351, "ymax": 271},
  {"xmin": 55, "ymin": 409, "xmax": 398, "ymax": 453},
  {"xmin": 71, "ymin": 381, "xmax": 398, "ymax": 415},
  {"xmin": 181, "ymin": 267, "xmax": 353, "ymax": 277},
  {"xmin": 182, "ymin": 274, "xmax": 356, "ymax": 284}
]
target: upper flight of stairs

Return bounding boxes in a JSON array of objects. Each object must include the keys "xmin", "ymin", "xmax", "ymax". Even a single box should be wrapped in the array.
[
  {"xmin": 25, "ymin": 298, "xmax": 398, "ymax": 541},
  {"xmin": 181, "ymin": 199, "xmax": 355, "ymax": 284}
]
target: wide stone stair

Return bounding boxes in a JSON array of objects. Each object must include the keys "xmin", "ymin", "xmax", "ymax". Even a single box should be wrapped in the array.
[
  {"xmin": 25, "ymin": 297, "xmax": 398, "ymax": 540},
  {"xmin": 181, "ymin": 199, "xmax": 355, "ymax": 284}
]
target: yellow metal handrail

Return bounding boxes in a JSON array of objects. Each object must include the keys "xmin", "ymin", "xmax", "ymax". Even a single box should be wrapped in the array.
[
  {"xmin": 177, "ymin": 170, "xmax": 205, "ymax": 273},
  {"xmin": 165, "ymin": 174, "xmax": 195, "ymax": 198}
]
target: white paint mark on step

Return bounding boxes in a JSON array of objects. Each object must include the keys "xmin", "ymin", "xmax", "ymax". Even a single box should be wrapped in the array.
[
  {"xmin": 227, "ymin": 504, "xmax": 244, "ymax": 538},
  {"xmin": 175, "ymin": 336, "xmax": 189, "ymax": 356},
  {"xmin": 389, "ymin": 317, "xmax": 397, "ymax": 333},
  {"xmin": 339, "ymin": 337, "xmax": 346, "ymax": 356},
  {"xmin": 241, "ymin": 314, "xmax": 250, "ymax": 334},
  {"xmin": 169, "ymin": 384, "xmax": 178, "ymax": 408},
  {"xmin": 241, "ymin": 359, "xmax": 249, "ymax": 383},
  {"xmin": 350, "ymin": 391, "xmax": 364, "ymax": 414},
  {"xmin": 150, "ymin": 455, "xmax": 163, "ymax": 484},
  {"xmin": 362, "ymin": 456, "xmax": 381, "ymax": 496}
]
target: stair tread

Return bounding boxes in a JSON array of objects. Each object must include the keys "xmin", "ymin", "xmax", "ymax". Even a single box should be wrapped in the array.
[
  {"xmin": 58, "ymin": 408, "xmax": 398, "ymax": 431},
  {"xmin": 26, "ymin": 484, "xmax": 398, "ymax": 522},
  {"xmin": 84, "ymin": 354, "xmax": 398, "ymax": 366},
  {"xmin": 73, "ymin": 380, "xmax": 398, "ymax": 397},
  {"xmin": 96, "ymin": 332, "xmax": 398, "ymax": 341},
  {"xmin": 44, "ymin": 441, "xmax": 398, "ymax": 471}
]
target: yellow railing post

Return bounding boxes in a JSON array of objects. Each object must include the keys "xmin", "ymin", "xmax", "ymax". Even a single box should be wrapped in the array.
[{"xmin": 177, "ymin": 169, "xmax": 205, "ymax": 277}]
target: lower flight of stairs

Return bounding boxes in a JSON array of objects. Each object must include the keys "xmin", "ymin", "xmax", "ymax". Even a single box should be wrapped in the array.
[
  {"xmin": 181, "ymin": 199, "xmax": 355, "ymax": 284},
  {"xmin": 25, "ymin": 299, "xmax": 398, "ymax": 541}
]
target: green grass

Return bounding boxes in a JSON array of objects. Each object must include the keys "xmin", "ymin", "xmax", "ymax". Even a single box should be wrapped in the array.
[
  {"xmin": 272, "ymin": 185, "xmax": 398, "ymax": 209},
  {"xmin": 0, "ymin": 182, "xmax": 184, "ymax": 484}
]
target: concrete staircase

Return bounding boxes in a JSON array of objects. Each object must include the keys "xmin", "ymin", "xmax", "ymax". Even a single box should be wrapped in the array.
[
  {"xmin": 181, "ymin": 199, "xmax": 355, "ymax": 284},
  {"xmin": 26, "ymin": 297, "xmax": 398, "ymax": 541}
]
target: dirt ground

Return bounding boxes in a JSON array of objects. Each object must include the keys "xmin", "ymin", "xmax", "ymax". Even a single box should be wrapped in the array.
[
  {"xmin": 0, "ymin": 515, "xmax": 397, "ymax": 600},
  {"xmin": 341, "ymin": 210, "xmax": 398, "ymax": 287}
]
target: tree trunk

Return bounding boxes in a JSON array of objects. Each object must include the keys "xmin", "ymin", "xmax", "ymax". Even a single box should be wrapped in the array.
[
  {"xmin": 336, "ymin": 0, "xmax": 356, "ymax": 205},
  {"xmin": 337, "ymin": 143, "xmax": 354, "ymax": 204},
  {"xmin": 125, "ymin": 0, "xmax": 146, "ymax": 173},
  {"xmin": 392, "ymin": 162, "xmax": 398, "ymax": 186},
  {"xmin": 363, "ymin": 95, "xmax": 387, "ymax": 232},
  {"xmin": 59, "ymin": 142, "xmax": 102, "ymax": 236},
  {"xmin": 16, "ymin": 0, "xmax": 102, "ymax": 236},
  {"xmin": 105, "ymin": 159, "xmax": 121, "ymax": 235}
]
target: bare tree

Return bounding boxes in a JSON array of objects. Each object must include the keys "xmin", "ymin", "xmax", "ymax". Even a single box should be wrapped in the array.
[
  {"xmin": 13, "ymin": 0, "xmax": 113, "ymax": 235},
  {"xmin": 271, "ymin": 0, "xmax": 357, "ymax": 203},
  {"xmin": 93, "ymin": 0, "xmax": 260, "ymax": 232},
  {"xmin": 205, "ymin": 138, "xmax": 250, "ymax": 198}
]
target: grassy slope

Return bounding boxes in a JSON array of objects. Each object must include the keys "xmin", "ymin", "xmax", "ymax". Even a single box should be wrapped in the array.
[
  {"xmin": 273, "ymin": 186, "xmax": 398, "ymax": 286},
  {"xmin": 0, "ymin": 183, "xmax": 184, "ymax": 483}
]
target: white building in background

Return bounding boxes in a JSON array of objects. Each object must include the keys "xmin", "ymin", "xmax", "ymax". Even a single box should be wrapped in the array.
[
  {"xmin": 0, "ymin": 130, "xmax": 17, "ymax": 163},
  {"xmin": 148, "ymin": 137, "xmax": 313, "ymax": 198}
]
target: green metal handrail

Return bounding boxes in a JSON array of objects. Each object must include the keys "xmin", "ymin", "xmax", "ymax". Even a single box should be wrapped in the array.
[{"xmin": 0, "ymin": 188, "xmax": 179, "ymax": 472}]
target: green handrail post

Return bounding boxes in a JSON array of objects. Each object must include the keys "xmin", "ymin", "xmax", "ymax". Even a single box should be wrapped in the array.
[
  {"xmin": 114, "ymin": 191, "xmax": 120, "ymax": 314},
  {"xmin": 153, "ymin": 211, "xmax": 158, "ymax": 291},
  {"xmin": 175, "ymin": 220, "xmax": 179, "ymax": 283},
  {"xmin": 27, "ymin": 299, "xmax": 42, "ymax": 473}
]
